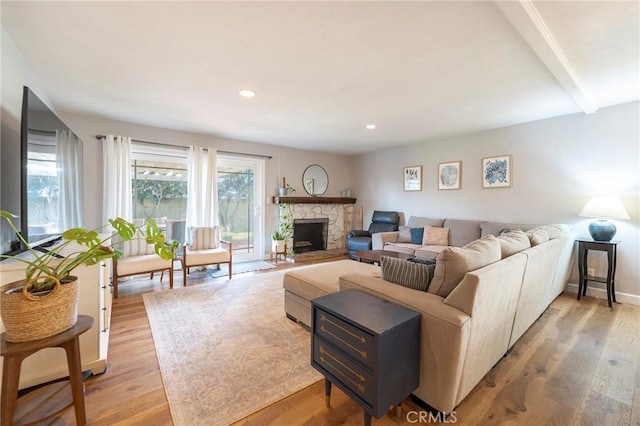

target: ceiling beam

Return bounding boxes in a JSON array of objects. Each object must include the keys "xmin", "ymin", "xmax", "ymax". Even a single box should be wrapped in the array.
[{"xmin": 495, "ymin": 0, "xmax": 598, "ymax": 114}]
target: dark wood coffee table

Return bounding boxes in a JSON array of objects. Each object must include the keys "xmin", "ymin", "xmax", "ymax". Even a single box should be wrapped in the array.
[{"xmin": 354, "ymin": 250, "xmax": 414, "ymax": 265}]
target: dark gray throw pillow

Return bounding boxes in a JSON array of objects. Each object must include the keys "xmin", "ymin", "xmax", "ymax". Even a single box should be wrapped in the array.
[
  {"xmin": 409, "ymin": 257, "xmax": 437, "ymax": 265},
  {"xmin": 380, "ymin": 256, "xmax": 436, "ymax": 292}
]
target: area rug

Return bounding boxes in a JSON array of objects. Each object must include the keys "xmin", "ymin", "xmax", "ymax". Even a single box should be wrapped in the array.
[
  {"xmin": 206, "ymin": 260, "xmax": 275, "ymax": 278},
  {"xmin": 143, "ymin": 269, "xmax": 322, "ymax": 426}
]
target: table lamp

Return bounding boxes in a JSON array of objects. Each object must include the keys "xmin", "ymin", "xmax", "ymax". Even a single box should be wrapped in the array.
[{"xmin": 578, "ymin": 196, "xmax": 630, "ymax": 241}]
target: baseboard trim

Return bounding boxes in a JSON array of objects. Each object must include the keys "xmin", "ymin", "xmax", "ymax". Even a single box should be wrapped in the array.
[{"xmin": 565, "ymin": 282, "xmax": 640, "ymax": 306}]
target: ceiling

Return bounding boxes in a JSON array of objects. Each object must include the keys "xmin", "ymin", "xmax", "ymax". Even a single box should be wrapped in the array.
[{"xmin": 2, "ymin": 1, "xmax": 638, "ymax": 155}]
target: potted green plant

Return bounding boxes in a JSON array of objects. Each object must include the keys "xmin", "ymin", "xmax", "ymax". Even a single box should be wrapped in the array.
[
  {"xmin": 271, "ymin": 231, "xmax": 286, "ymax": 254},
  {"xmin": 0, "ymin": 210, "xmax": 178, "ymax": 342}
]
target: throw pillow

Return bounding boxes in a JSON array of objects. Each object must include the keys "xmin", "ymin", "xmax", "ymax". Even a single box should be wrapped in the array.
[
  {"xmin": 429, "ymin": 235, "xmax": 501, "ymax": 297},
  {"xmin": 189, "ymin": 226, "xmax": 220, "ymax": 250},
  {"xmin": 423, "ymin": 225, "xmax": 450, "ymax": 246},
  {"xmin": 380, "ymin": 256, "xmax": 435, "ymax": 292},
  {"xmin": 409, "ymin": 257, "xmax": 437, "ymax": 265},
  {"xmin": 118, "ymin": 230, "xmax": 155, "ymax": 257},
  {"xmin": 526, "ymin": 228, "xmax": 550, "ymax": 246},
  {"xmin": 410, "ymin": 227, "xmax": 424, "ymax": 244},
  {"xmin": 497, "ymin": 230, "xmax": 531, "ymax": 258},
  {"xmin": 397, "ymin": 226, "xmax": 413, "ymax": 243}
]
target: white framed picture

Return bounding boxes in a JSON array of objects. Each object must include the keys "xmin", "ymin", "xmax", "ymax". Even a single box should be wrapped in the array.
[
  {"xmin": 482, "ymin": 155, "xmax": 512, "ymax": 188},
  {"xmin": 438, "ymin": 161, "xmax": 462, "ymax": 190},
  {"xmin": 403, "ymin": 166, "xmax": 422, "ymax": 191}
]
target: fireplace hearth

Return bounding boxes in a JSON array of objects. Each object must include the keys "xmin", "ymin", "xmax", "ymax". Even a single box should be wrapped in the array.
[{"xmin": 293, "ymin": 218, "xmax": 329, "ymax": 253}]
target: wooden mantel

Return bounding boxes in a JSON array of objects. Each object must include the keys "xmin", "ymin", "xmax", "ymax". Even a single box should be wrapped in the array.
[{"xmin": 272, "ymin": 196, "xmax": 356, "ymax": 204}]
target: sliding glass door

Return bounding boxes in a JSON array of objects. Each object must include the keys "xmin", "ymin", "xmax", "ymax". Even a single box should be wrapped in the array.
[{"xmin": 217, "ymin": 155, "xmax": 264, "ymax": 262}]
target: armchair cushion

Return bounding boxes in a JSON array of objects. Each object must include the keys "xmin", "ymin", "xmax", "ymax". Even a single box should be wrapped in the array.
[
  {"xmin": 189, "ymin": 226, "xmax": 220, "ymax": 250},
  {"xmin": 367, "ymin": 210, "xmax": 400, "ymax": 234},
  {"xmin": 347, "ymin": 229, "xmax": 371, "ymax": 239},
  {"xmin": 347, "ymin": 236, "xmax": 374, "ymax": 253},
  {"xmin": 117, "ymin": 254, "xmax": 173, "ymax": 276},
  {"xmin": 183, "ymin": 247, "xmax": 231, "ymax": 266}
]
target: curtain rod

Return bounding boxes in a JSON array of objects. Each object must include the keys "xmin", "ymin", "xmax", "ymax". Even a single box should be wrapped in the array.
[{"xmin": 95, "ymin": 134, "xmax": 272, "ymax": 159}]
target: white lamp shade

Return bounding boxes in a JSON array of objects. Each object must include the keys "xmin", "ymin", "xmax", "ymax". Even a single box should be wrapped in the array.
[{"xmin": 579, "ymin": 196, "xmax": 630, "ymax": 220}]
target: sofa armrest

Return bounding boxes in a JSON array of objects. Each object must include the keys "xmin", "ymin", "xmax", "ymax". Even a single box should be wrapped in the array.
[
  {"xmin": 442, "ymin": 253, "xmax": 527, "ymax": 405},
  {"xmin": 372, "ymin": 231, "xmax": 399, "ymax": 250},
  {"xmin": 338, "ymin": 272, "xmax": 470, "ymax": 412},
  {"xmin": 347, "ymin": 230, "xmax": 371, "ymax": 239}
]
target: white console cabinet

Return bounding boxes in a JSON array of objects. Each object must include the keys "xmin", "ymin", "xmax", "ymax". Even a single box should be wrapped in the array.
[{"xmin": 0, "ymin": 253, "xmax": 113, "ymax": 389}]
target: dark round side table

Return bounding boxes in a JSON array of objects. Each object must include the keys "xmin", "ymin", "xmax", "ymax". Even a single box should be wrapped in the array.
[{"xmin": 1, "ymin": 315, "xmax": 94, "ymax": 426}]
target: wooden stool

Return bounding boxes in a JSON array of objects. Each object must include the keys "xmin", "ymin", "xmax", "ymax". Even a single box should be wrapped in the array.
[{"xmin": 1, "ymin": 315, "xmax": 94, "ymax": 426}]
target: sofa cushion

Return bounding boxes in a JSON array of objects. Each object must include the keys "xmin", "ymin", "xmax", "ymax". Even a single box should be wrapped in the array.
[
  {"xmin": 442, "ymin": 219, "xmax": 482, "ymax": 247},
  {"xmin": 526, "ymin": 228, "xmax": 550, "ymax": 246},
  {"xmin": 380, "ymin": 256, "xmax": 435, "ymax": 292},
  {"xmin": 480, "ymin": 222, "xmax": 538, "ymax": 237},
  {"xmin": 384, "ymin": 243, "xmax": 421, "ymax": 255},
  {"xmin": 423, "ymin": 225, "xmax": 450, "ymax": 246},
  {"xmin": 398, "ymin": 226, "xmax": 413, "ymax": 243},
  {"xmin": 410, "ymin": 227, "xmax": 425, "ymax": 244},
  {"xmin": 415, "ymin": 245, "xmax": 449, "ymax": 259},
  {"xmin": 429, "ymin": 235, "xmax": 501, "ymax": 297},
  {"xmin": 407, "ymin": 216, "xmax": 445, "ymax": 229},
  {"xmin": 497, "ymin": 230, "xmax": 531, "ymax": 258}
]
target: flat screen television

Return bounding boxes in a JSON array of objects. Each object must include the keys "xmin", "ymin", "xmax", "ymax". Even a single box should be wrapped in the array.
[{"xmin": 5, "ymin": 86, "xmax": 85, "ymax": 255}]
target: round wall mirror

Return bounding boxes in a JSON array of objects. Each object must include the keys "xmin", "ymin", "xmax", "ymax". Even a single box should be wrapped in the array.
[{"xmin": 302, "ymin": 164, "xmax": 328, "ymax": 196}]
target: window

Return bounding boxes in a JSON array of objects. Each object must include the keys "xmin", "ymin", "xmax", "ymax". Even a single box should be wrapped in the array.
[{"xmin": 130, "ymin": 144, "xmax": 188, "ymax": 222}]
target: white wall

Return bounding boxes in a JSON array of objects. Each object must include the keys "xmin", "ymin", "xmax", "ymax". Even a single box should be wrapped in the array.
[
  {"xmin": 350, "ymin": 102, "xmax": 640, "ymax": 301},
  {"xmin": 0, "ymin": 28, "xmax": 55, "ymax": 253},
  {"xmin": 59, "ymin": 112, "xmax": 352, "ymax": 256}
]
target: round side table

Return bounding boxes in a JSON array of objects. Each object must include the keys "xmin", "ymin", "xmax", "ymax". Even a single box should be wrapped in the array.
[{"xmin": 1, "ymin": 315, "xmax": 94, "ymax": 426}]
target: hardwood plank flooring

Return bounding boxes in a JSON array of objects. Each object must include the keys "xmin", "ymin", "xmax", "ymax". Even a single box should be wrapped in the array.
[{"xmin": 12, "ymin": 258, "xmax": 640, "ymax": 425}]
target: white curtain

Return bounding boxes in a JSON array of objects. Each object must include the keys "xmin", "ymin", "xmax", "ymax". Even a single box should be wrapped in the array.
[
  {"xmin": 102, "ymin": 134, "xmax": 132, "ymax": 223},
  {"xmin": 56, "ymin": 130, "xmax": 84, "ymax": 229},
  {"xmin": 185, "ymin": 146, "xmax": 218, "ymax": 230}
]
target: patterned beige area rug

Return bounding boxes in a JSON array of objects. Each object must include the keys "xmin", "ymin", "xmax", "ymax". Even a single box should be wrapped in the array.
[{"xmin": 143, "ymin": 269, "xmax": 322, "ymax": 426}]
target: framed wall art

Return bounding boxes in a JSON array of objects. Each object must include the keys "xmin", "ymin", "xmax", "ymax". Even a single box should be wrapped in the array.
[
  {"xmin": 482, "ymin": 155, "xmax": 512, "ymax": 188},
  {"xmin": 403, "ymin": 166, "xmax": 422, "ymax": 191},
  {"xmin": 438, "ymin": 161, "xmax": 462, "ymax": 190},
  {"xmin": 304, "ymin": 178, "xmax": 314, "ymax": 195}
]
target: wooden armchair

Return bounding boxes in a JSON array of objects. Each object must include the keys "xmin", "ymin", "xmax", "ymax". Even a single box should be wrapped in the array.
[
  {"xmin": 182, "ymin": 226, "xmax": 233, "ymax": 285},
  {"xmin": 112, "ymin": 231, "xmax": 174, "ymax": 298}
]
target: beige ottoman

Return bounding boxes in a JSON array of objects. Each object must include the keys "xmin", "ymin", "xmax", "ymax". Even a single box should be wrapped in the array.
[{"xmin": 283, "ymin": 259, "xmax": 380, "ymax": 327}]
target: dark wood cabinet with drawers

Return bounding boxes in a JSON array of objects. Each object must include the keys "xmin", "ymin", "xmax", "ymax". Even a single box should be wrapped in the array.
[{"xmin": 311, "ymin": 289, "xmax": 421, "ymax": 426}]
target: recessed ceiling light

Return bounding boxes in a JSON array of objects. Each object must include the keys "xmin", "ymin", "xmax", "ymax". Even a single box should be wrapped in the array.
[
  {"xmin": 365, "ymin": 124, "xmax": 376, "ymax": 130},
  {"xmin": 238, "ymin": 89, "xmax": 256, "ymax": 98}
]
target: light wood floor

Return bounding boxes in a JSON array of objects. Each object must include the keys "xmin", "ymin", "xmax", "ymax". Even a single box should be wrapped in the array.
[{"xmin": 14, "ymin": 258, "xmax": 640, "ymax": 425}]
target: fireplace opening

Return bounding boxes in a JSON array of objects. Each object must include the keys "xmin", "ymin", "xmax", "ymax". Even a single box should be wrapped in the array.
[{"xmin": 293, "ymin": 218, "xmax": 329, "ymax": 253}]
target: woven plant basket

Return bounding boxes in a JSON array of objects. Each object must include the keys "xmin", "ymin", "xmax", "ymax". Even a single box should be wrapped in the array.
[{"xmin": 0, "ymin": 275, "xmax": 80, "ymax": 343}]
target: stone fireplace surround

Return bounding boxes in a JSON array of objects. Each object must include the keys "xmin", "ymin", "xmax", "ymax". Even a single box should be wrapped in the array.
[{"xmin": 274, "ymin": 196, "xmax": 356, "ymax": 252}]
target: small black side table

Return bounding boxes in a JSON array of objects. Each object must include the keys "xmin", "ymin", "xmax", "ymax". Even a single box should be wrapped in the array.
[
  {"xmin": 311, "ymin": 289, "xmax": 421, "ymax": 426},
  {"xmin": 576, "ymin": 238, "xmax": 620, "ymax": 308}
]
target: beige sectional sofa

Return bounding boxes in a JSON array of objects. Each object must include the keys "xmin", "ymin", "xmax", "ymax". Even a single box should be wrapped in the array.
[
  {"xmin": 283, "ymin": 217, "xmax": 575, "ymax": 413},
  {"xmin": 374, "ymin": 216, "xmax": 541, "ymax": 259}
]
